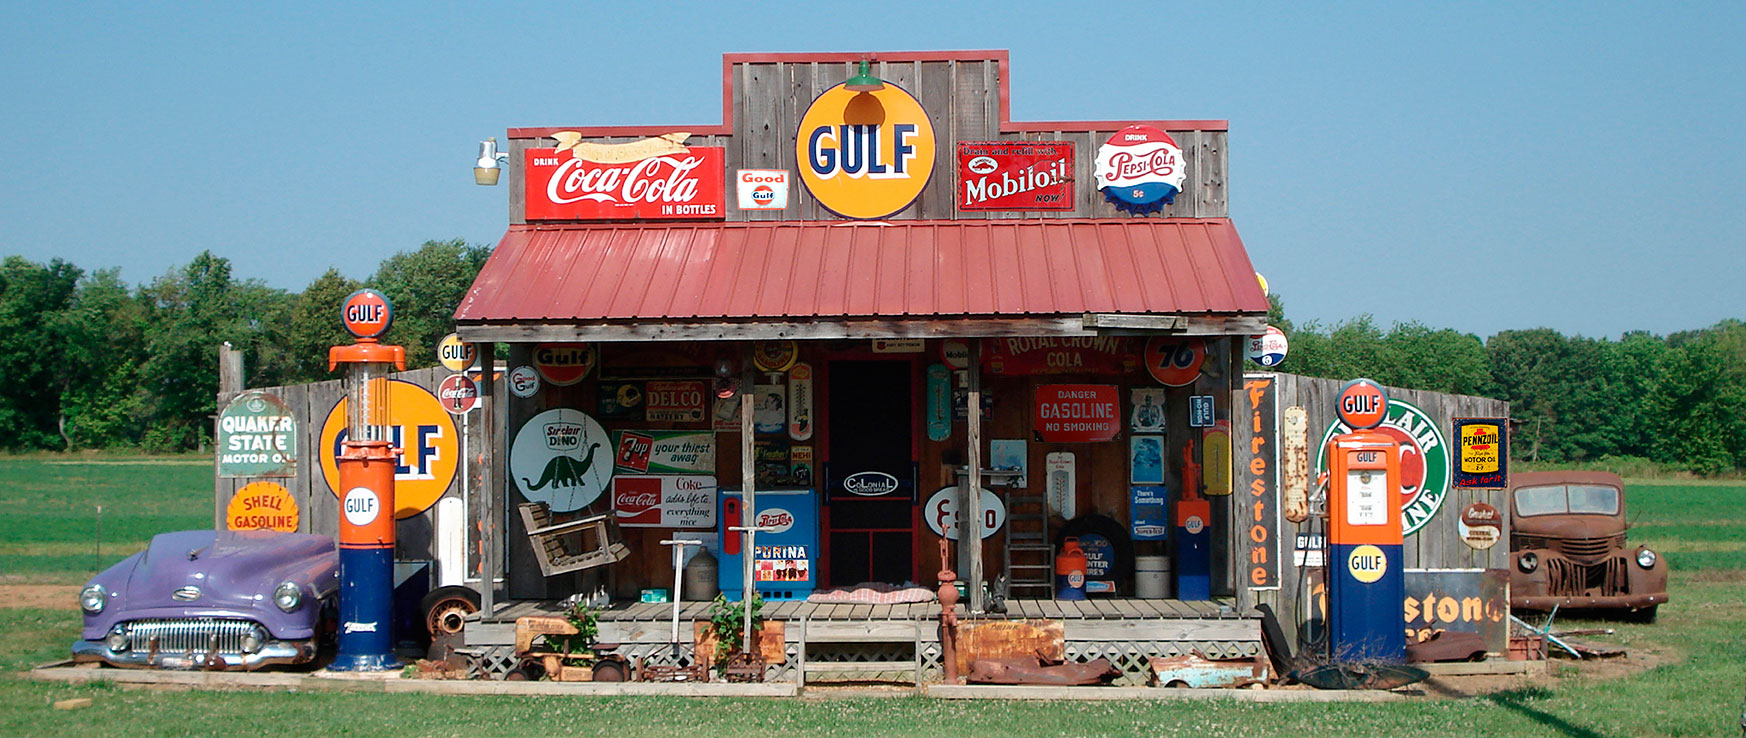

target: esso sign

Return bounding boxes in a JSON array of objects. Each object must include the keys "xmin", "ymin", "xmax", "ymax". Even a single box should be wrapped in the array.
[
  {"xmin": 340, "ymin": 289, "xmax": 392, "ymax": 339},
  {"xmin": 924, "ymin": 486, "xmax": 1005, "ymax": 540},
  {"xmin": 756, "ymin": 507, "xmax": 795, "ymax": 534}
]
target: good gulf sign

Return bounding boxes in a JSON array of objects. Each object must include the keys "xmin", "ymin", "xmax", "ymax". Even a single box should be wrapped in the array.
[{"xmin": 796, "ymin": 78, "xmax": 936, "ymax": 219}]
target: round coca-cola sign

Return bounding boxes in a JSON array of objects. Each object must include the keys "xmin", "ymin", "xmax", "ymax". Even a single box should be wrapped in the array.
[{"xmin": 437, "ymin": 374, "xmax": 479, "ymax": 414}]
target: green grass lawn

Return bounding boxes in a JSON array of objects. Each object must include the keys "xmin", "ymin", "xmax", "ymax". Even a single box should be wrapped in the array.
[
  {"xmin": 0, "ymin": 455, "xmax": 213, "ymax": 585},
  {"xmin": 0, "ymin": 457, "xmax": 1741, "ymax": 737}
]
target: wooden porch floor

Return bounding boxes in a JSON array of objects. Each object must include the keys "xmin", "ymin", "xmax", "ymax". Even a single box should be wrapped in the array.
[{"xmin": 484, "ymin": 596, "xmax": 1243, "ymax": 624}]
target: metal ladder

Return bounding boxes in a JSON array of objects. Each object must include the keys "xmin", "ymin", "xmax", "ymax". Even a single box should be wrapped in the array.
[{"xmin": 1003, "ymin": 493, "xmax": 1054, "ymax": 598}]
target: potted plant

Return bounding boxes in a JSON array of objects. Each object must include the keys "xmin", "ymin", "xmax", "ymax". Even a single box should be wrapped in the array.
[{"xmin": 706, "ymin": 593, "xmax": 766, "ymax": 682}]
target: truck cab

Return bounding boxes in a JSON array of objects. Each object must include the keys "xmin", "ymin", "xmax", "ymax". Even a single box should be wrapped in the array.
[{"xmin": 1507, "ymin": 471, "xmax": 1667, "ymax": 621}]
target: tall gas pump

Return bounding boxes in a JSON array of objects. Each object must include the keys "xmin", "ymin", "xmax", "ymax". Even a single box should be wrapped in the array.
[
  {"xmin": 1325, "ymin": 378, "xmax": 1405, "ymax": 663},
  {"xmin": 328, "ymin": 289, "xmax": 405, "ymax": 671}
]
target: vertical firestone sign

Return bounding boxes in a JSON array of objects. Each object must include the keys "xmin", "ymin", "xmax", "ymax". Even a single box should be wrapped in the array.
[
  {"xmin": 1239, "ymin": 374, "xmax": 1280, "ymax": 589},
  {"xmin": 217, "ymin": 391, "xmax": 297, "ymax": 478}
]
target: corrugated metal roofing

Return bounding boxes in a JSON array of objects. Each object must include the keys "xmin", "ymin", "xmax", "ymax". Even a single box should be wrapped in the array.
[{"xmin": 454, "ymin": 219, "xmax": 1269, "ymax": 325}]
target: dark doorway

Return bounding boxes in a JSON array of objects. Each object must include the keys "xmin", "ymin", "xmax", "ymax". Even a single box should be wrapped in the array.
[{"xmin": 824, "ymin": 360, "xmax": 914, "ymax": 585}]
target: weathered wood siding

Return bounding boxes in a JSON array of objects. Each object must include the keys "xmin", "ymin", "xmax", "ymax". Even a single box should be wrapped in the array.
[
  {"xmin": 1233, "ymin": 374, "xmax": 1510, "ymax": 645},
  {"xmin": 507, "ymin": 57, "xmax": 1228, "ymax": 225},
  {"xmin": 212, "ymin": 366, "xmax": 501, "ymax": 575}
]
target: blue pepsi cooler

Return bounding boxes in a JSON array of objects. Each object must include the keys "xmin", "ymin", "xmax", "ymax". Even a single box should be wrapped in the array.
[{"xmin": 717, "ymin": 488, "xmax": 818, "ymax": 601}]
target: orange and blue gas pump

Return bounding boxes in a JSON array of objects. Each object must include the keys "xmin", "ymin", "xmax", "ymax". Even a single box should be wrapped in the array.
[
  {"xmin": 327, "ymin": 289, "xmax": 405, "ymax": 672},
  {"xmin": 1324, "ymin": 378, "xmax": 1405, "ymax": 663}
]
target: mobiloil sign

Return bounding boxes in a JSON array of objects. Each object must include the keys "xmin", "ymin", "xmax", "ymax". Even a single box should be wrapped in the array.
[{"xmin": 795, "ymin": 69, "xmax": 937, "ymax": 220}]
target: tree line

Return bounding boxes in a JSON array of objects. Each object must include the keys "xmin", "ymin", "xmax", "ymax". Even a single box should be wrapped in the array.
[{"xmin": 3, "ymin": 245, "xmax": 1741, "ymax": 474}]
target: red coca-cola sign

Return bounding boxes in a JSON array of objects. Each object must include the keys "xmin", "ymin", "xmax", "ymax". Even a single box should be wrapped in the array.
[
  {"xmin": 956, "ymin": 141, "xmax": 1075, "ymax": 211},
  {"xmin": 524, "ymin": 147, "xmax": 726, "ymax": 220},
  {"xmin": 612, "ymin": 476, "xmax": 663, "ymax": 526}
]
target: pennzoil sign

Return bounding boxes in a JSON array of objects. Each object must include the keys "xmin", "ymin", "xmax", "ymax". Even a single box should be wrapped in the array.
[{"xmin": 956, "ymin": 141, "xmax": 1073, "ymax": 211}]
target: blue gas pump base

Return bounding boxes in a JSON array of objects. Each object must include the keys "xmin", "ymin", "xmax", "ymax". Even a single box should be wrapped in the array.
[{"xmin": 331, "ymin": 545, "xmax": 398, "ymax": 671}]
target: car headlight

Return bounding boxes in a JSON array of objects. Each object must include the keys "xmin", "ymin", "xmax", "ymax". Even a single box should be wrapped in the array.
[
  {"xmin": 105, "ymin": 625, "xmax": 128, "ymax": 652},
  {"xmin": 1517, "ymin": 552, "xmax": 1539, "ymax": 573},
  {"xmin": 1636, "ymin": 548, "xmax": 1657, "ymax": 569},
  {"xmin": 273, "ymin": 581, "xmax": 302, "ymax": 612},
  {"xmin": 240, "ymin": 626, "xmax": 266, "ymax": 654},
  {"xmin": 79, "ymin": 584, "xmax": 107, "ymax": 614}
]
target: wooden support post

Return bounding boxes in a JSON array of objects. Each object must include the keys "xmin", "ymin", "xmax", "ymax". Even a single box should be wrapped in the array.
[
  {"xmin": 477, "ymin": 343, "xmax": 497, "ymax": 617},
  {"xmin": 740, "ymin": 346, "xmax": 757, "ymax": 650},
  {"xmin": 213, "ymin": 342, "xmax": 245, "ymax": 528},
  {"xmin": 966, "ymin": 340, "xmax": 984, "ymax": 613}
]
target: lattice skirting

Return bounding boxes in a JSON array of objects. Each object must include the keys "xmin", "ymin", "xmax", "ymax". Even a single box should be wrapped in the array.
[{"xmin": 469, "ymin": 639, "xmax": 1259, "ymax": 686}]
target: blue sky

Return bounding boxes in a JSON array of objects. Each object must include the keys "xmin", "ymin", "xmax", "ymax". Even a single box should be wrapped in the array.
[{"xmin": 2, "ymin": 2, "xmax": 1740, "ymax": 339}]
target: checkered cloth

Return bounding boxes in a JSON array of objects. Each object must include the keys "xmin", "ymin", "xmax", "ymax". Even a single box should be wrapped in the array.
[{"xmin": 805, "ymin": 582, "xmax": 937, "ymax": 604}]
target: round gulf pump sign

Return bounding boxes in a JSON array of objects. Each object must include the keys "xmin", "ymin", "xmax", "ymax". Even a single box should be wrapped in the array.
[{"xmin": 796, "ymin": 79, "xmax": 936, "ymax": 219}]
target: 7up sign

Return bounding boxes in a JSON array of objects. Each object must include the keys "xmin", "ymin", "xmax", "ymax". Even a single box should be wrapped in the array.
[{"xmin": 1316, "ymin": 398, "xmax": 1450, "ymax": 536}]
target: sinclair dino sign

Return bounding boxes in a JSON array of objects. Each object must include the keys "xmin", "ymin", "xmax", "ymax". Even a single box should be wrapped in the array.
[{"xmin": 510, "ymin": 408, "xmax": 614, "ymax": 512}]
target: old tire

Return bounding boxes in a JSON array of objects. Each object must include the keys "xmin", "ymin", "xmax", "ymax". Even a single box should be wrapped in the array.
[{"xmin": 421, "ymin": 586, "xmax": 481, "ymax": 638}]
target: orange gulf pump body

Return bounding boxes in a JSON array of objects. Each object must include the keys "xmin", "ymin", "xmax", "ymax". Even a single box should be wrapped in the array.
[{"xmin": 1325, "ymin": 429, "xmax": 1406, "ymax": 663}]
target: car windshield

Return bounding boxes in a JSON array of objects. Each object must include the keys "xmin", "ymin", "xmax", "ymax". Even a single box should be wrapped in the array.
[
  {"xmin": 1567, "ymin": 484, "xmax": 1621, "ymax": 515},
  {"xmin": 1515, "ymin": 486, "xmax": 1568, "ymax": 516},
  {"xmin": 1515, "ymin": 484, "xmax": 1621, "ymax": 516}
]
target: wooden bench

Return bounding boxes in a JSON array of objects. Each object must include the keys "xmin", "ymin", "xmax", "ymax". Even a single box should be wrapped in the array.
[
  {"xmin": 796, "ymin": 616, "xmax": 927, "ymax": 689},
  {"xmin": 517, "ymin": 502, "xmax": 630, "ymax": 577}
]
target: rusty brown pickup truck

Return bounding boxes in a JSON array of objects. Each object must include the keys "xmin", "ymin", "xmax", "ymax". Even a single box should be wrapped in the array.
[{"xmin": 1507, "ymin": 471, "xmax": 1667, "ymax": 621}]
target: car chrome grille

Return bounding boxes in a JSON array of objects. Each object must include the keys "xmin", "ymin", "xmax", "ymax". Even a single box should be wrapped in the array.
[
  {"xmin": 123, "ymin": 618, "xmax": 256, "ymax": 656},
  {"xmin": 1545, "ymin": 555, "xmax": 1629, "ymax": 596},
  {"xmin": 1551, "ymin": 536, "xmax": 1617, "ymax": 562}
]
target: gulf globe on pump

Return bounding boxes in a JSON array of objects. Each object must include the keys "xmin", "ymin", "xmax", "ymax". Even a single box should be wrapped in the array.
[{"xmin": 1094, "ymin": 125, "xmax": 1187, "ymax": 214}]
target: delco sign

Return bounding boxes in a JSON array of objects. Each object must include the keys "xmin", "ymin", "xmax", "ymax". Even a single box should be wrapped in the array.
[
  {"xmin": 795, "ymin": 80, "xmax": 937, "ymax": 220},
  {"xmin": 842, "ymin": 471, "xmax": 900, "ymax": 497},
  {"xmin": 524, "ymin": 132, "xmax": 725, "ymax": 220},
  {"xmin": 956, "ymin": 141, "xmax": 1074, "ymax": 211}
]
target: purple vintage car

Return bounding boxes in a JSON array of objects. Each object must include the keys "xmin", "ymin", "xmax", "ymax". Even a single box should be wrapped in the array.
[{"xmin": 74, "ymin": 529, "xmax": 339, "ymax": 670}]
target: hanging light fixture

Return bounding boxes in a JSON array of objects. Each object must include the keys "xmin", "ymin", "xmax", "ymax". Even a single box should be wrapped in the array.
[
  {"xmin": 474, "ymin": 137, "xmax": 508, "ymax": 186},
  {"xmin": 844, "ymin": 59, "xmax": 884, "ymax": 92}
]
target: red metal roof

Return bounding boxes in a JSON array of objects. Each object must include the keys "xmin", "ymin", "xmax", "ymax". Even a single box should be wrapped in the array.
[{"xmin": 454, "ymin": 219, "xmax": 1269, "ymax": 325}]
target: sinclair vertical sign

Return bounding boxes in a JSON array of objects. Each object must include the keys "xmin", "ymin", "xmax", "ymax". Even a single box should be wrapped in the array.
[{"xmin": 217, "ymin": 391, "xmax": 298, "ymax": 478}]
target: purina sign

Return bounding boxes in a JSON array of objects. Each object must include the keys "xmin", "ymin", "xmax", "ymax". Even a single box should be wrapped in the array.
[{"xmin": 524, "ymin": 132, "xmax": 725, "ymax": 220}]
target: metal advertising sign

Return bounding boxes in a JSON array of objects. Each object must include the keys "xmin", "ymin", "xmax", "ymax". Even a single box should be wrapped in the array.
[
  {"xmin": 1240, "ymin": 374, "xmax": 1281, "ymax": 589},
  {"xmin": 645, "ymin": 380, "xmax": 706, "ymax": 423},
  {"xmin": 787, "ymin": 363, "xmax": 814, "ymax": 441},
  {"xmin": 1404, "ymin": 569, "xmax": 1510, "ymax": 654},
  {"xmin": 1034, "ymin": 384, "xmax": 1119, "ymax": 442},
  {"xmin": 1130, "ymin": 388, "xmax": 1165, "ymax": 432},
  {"xmin": 509, "ymin": 408, "xmax": 613, "ymax": 513},
  {"xmin": 523, "ymin": 134, "xmax": 725, "ymax": 220},
  {"xmin": 533, "ymin": 343, "xmax": 595, "ymax": 386},
  {"xmin": 925, "ymin": 364, "xmax": 951, "ymax": 442},
  {"xmin": 752, "ymin": 341, "xmax": 798, "ymax": 372},
  {"xmin": 1188, "ymin": 395, "xmax": 1215, "ymax": 428},
  {"xmin": 795, "ymin": 79, "xmax": 937, "ymax": 220},
  {"xmin": 1247, "ymin": 326, "xmax": 1289, "ymax": 367},
  {"xmin": 1458, "ymin": 502, "xmax": 1503, "ymax": 550},
  {"xmin": 1130, "ymin": 485, "xmax": 1168, "ymax": 540},
  {"xmin": 1130, "ymin": 435, "xmax": 1165, "ymax": 484},
  {"xmin": 611, "ymin": 430, "xmax": 716, "ymax": 475},
  {"xmin": 319, "ymin": 380, "xmax": 459, "ymax": 519},
  {"xmin": 735, "ymin": 169, "xmax": 789, "ymax": 211},
  {"xmin": 1452, "ymin": 417, "xmax": 1509, "ymax": 489},
  {"xmin": 983, "ymin": 337, "xmax": 1137, "ymax": 375},
  {"xmin": 611, "ymin": 475, "xmax": 717, "ymax": 528},
  {"xmin": 1143, "ymin": 337, "xmax": 1206, "ymax": 386},
  {"xmin": 436, "ymin": 374, "xmax": 479, "ymax": 414},
  {"xmin": 437, "ymin": 333, "xmax": 477, "ymax": 372},
  {"xmin": 790, "ymin": 445, "xmax": 814, "ymax": 487},
  {"xmin": 217, "ymin": 390, "xmax": 297, "ymax": 478},
  {"xmin": 598, "ymin": 381, "xmax": 644, "ymax": 420},
  {"xmin": 924, "ymin": 485, "xmax": 1005, "ymax": 540},
  {"xmin": 508, "ymin": 365, "xmax": 540, "ymax": 398},
  {"xmin": 340, "ymin": 289, "xmax": 392, "ymax": 339},
  {"xmin": 1093, "ymin": 125, "xmax": 1186, "ymax": 215},
  {"xmin": 225, "ymin": 481, "xmax": 299, "ymax": 532},
  {"xmin": 1316, "ymin": 398, "xmax": 1453, "ymax": 536},
  {"xmin": 956, "ymin": 141, "xmax": 1074, "ymax": 211},
  {"xmin": 1202, "ymin": 419, "xmax": 1232, "ymax": 496},
  {"xmin": 752, "ymin": 384, "xmax": 785, "ymax": 433}
]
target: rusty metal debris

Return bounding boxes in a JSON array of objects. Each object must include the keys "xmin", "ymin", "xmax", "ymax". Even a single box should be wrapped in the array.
[
  {"xmin": 1149, "ymin": 651, "xmax": 1270, "ymax": 688},
  {"xmin": 967, "ymin": 655, "xmax": 1120, "ymax": 686},
  {"xmin": 1405, "ymin": 631, "xmax": 1489, "ymax": 663}
]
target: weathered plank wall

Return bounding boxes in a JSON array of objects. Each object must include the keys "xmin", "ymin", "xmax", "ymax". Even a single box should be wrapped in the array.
[
  {"xmin": 1234, "ymin": 373, "xmax": 1510, "ymax": 646},
  {"xmin": 212, "ymin": 366, "xmax": 500, "ymax": 575},
  {"xmin": 506, "ymin": 57, "xmax": 1228, "ymax": 225}
]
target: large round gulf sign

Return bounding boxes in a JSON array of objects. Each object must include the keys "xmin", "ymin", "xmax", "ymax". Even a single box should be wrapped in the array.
[
  {"xmin": 533, "ymin": 343, "xmax": 595, "ymax": 386},
  {"xmin": 341, "ymin": 289, "xmax": 393, "ymax": 339},
  {"xmin": 1336, "ymin": 378, "xmax": 1389, "ymax": 429},
  {"xmin": 1316, "ymin": 397, "xmax": 1452, "ymax": 536},
  {"xmin": 1143, "ymin": 337, "xmax": 1206, "ymax": 386},
  {"xmin": 795, "ymin": 79, "xmax": 936, "ymax": 220},
  {"xmin": 320, "ymin": 379, "xmax": 460, "ymax": 519}
]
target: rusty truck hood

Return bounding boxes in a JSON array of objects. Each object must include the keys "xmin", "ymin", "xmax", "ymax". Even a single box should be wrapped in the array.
[{"xmin": 1512, "ymin": 514, "xmax": 1624, "ymax": 539}]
